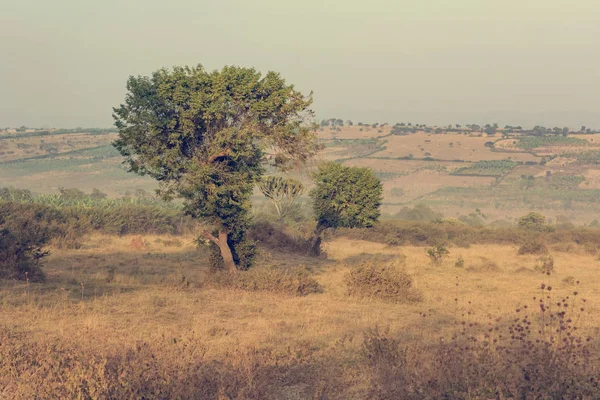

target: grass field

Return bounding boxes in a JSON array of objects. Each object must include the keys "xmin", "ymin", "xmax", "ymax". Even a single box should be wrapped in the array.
[{"xmin": 2, "ymin": 233, "xmax": 600, "ymax": 398}]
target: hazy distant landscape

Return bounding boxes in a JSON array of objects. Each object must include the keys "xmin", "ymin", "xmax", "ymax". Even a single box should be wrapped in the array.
[
  {"xmin": 5, "ymin": 122, "xmax": 600, "ymax": 225},
  {"xmin": 3, "ymin": 0, "xmax": 600, "ymax": 398}
]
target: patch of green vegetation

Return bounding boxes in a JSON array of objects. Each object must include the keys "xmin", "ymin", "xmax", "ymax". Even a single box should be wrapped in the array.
[
  {"xmin": 322, "ymin": 138, "xmax": 379, "ymax": 148},
  {"xmin": 0, "ymin": 145, "xmax": 122, "ymax": 177},
  {"xmin": 453, "ymin": 160, "xmax": 517, "ymax": 176},
  {"xmin": 563, "ymin": 150, "xmax": 600, "ymax": 164},
  {"xmin": 374, "ymin": 171, "xmax": 408, "ymax": 181},
  {"xmin": 516, "ymin": 136, "xmax": 588, "ymax": 150},
  {"xmin": 0, "ymin": 128, "xmax": 116, "ymax": 141}
]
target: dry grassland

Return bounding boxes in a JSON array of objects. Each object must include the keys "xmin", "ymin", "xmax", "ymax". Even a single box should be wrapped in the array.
[
  {"xmin": 2, "ymin": 235, "xmax": 599, "ymax": 359},
  {"xmin": 2, "ymin": 233, "xmax": 600, "ymax": 397},
  {"xmin": 371, "ymin": 133, "xmax": 539, "ymax": 162}
]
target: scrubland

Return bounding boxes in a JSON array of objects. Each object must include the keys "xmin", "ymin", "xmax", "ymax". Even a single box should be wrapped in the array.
[{"xmin": 2, "ymin": 229, "xmax": 600, "ymax": 399}]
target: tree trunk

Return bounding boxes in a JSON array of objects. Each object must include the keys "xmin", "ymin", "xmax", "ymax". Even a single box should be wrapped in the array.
[
  {"xmin": 309, "ymin": 224, "xmax": 326, "ymax": 257},
  {"xmin": 216, "ymin": 230, "xmax": 237, "ymax": 274},
  {"xmin": 310, "ymin": 233, "xmax": 322, "ymax": 256},
  {"xmin": 201, "ymin": 229, "xmax": 237, "ymax": 274}
]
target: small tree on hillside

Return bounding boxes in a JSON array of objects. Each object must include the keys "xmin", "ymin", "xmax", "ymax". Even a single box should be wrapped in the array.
[
  {"xmin": 113, "ymin": 65, "xmax": 319, "ymax": 272},
  {"xmin": 259, "ymin": 176, "xmax": 305, "ymax": 222},
  {"xmin": 518, "ymin": 212, "xmax": 547, "ymax": 232},
  {"xmin": 309, "ymin": 162, "xmax": 383, "ymax": 256}
]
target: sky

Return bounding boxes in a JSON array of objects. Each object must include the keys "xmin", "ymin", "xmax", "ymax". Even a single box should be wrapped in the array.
[{"xmin": 1, "ymin": 0, "xmax": 599, "ymax": 129}]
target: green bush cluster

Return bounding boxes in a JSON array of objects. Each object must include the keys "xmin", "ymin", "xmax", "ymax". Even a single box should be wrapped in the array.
[{"xmin": 0, "ymin": 202, "xmax": 54, "ymax": 281}]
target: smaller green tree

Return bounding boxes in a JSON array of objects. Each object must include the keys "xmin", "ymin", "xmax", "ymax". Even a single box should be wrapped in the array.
[
  {"xmin": 258, "ymin": 176, "xmax": 305, "ymax": 222},
  {"xmin": 518, "ymin": 212, "xmax": 547, "ymax": 231},
  {"xmin": 309, "ymin": 162, "xmax": 383, "ymax": 256}
]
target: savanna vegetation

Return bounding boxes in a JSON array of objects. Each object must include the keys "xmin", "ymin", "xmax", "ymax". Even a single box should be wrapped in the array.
[{"xmin": 4, "ymin": 65, "xmax": 600, "ymax": 399}]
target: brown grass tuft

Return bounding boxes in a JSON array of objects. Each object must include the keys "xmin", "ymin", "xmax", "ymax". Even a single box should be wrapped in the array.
[{"xmin": 346, "ymin": 259, "xmax": 423, "ymax": 303}]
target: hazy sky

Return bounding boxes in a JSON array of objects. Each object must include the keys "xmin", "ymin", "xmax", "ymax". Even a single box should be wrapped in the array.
[{"xmin": 1, "ymin": 0, "xmax": 599, "ymax": 128}]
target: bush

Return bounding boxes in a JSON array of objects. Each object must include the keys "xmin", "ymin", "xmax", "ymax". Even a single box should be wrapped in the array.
[
  {"xmin": 535, "ymin": 255, "xmax": 555, "ymax": 275},
  {"xmin": 247, "ymin": 220, "xmax": 312, "ymax": 254},
  {"xmin": 454, "ymin": 255, "xmax": 465, "ymax": 268},
  {"xmin": 362, "ymin": 283, "xmax": 600, "ymax": 399},
  {"xmin": 427, "ymin": 244, "xmax": 449, "ymax": 264},
  {"xmin": 206, "ymin": 266, "xmax": 322, "ymax": 296},
  {"xmin": 346, "ymin": 260, "xmax": 423, "ymax": 303},
  {"xmin": 0, "ymin": 202, "xmax": 54, "ymax": 281},
  {"xmin": 518, "ymin": 212, "xmax": 549, "ymax": 232},
  {"xmin": 518, "ymin": 238, "xmax": 548, "ymax": 255}
]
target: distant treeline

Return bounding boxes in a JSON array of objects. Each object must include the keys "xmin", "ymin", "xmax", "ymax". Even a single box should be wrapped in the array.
[{"xmin": 320, "ymin": 118, "xmax": 599, "ymax": 136}]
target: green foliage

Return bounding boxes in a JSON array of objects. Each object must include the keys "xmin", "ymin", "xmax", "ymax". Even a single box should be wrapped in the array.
[
  {"xmin": 0, "ymin": 202, "xmax": 54, "ymax": 280},
  {"xmin": 310, "ymin": 162, "xmax": 383, "ymax": 231},
  {"xmin": 453, "ymin": 160, "xmax": 517, "ymax": 176},
  {"xmin": 113, "ymin": 65, "xmax": 319, "ymax": 270},
  {"xmin": 258, "ymin": 176, "xmax": 305, "ymax": 220},
  {"xmin": 518, "ymin": 212, "xmax": 547, "ymax": 231},
  {"xmin": 564, "ymin": 150, "xmax": 600, "ymax": 164},
  {"xmin": 346, "ymin": 259, "xmax": 422, "ymax": 303},
  {"xmin": 427, "ymin": 244, "xmax": 450, "ymax": 264},
  {"xmin": 516, "ymin": 135, "xmax": 588, "ymax": 150}
]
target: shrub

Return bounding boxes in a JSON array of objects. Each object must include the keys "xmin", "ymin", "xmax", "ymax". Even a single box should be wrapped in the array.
[
  {"xmin": 427, "ymin": 244, "xmax": 449, "ymax": 264},
  {"xmin": 535, "ymin": 255, "xmax": 555, "ymax": 275},
  {"xmin": 346, "ymin": 260, "xmax": 423, "ymax": 303},
  {"xmin": 247, "ymin": 220, "xmax": 311, "ymax": 254},
  {"xmin": 362, "ymin": 283, "xmax": 600, "ymax": 399},
  {"xmin": 206, "ymin": 266, "xmax": 322, "ymax": 296},
  {"xmin": 454, "ymin": 255, "xmax": 465, "ymax": 268},
  {"xmin": 518, "ymin": 238, "xmax": 548, "ymax": 255},
  {"xmin": 0, "ymin": 202, "xmax": 53, "ymax": 281},
  {"xmin": 518, "ymin": 212, "xmax": 548, "ymax": 232}
]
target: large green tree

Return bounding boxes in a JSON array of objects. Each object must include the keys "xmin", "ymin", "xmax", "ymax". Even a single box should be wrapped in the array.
[
  {"xmin": 113, "ymin": 65, "xmax": 319, "ymax": 272},
  {"xmin": 309, "ymin": 162, "xmax": 383, "ymax": 255}
]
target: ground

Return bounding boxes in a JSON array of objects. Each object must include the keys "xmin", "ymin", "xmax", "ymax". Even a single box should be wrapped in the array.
[{"xmin": 3, "ymin": 234, "xmax": 599, "ymax": 360}]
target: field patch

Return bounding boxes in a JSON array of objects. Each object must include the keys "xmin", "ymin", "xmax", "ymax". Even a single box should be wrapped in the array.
[
  {"xmin": 370, "ymin": 132, "xmax": 539, "ymax": 162},
  {"xmin": 0, "ymin": 132, "xmax": 116, "ymax": 162},
  {"xmin": 383, "ymin": 170, "xmax": 495, "ymax": 203},
  {"xmin": 452, "ymin": 160, "xmax": 517, "ymax": 177}
]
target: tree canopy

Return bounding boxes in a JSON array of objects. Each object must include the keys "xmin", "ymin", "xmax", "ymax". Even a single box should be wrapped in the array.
[
  {"xmin": 309, "ymin": 162, "xmax": 383, "ymax": 255},
  {"xmin": 113, "ymin": 65, "xmax": 319, "ymax": 272}
]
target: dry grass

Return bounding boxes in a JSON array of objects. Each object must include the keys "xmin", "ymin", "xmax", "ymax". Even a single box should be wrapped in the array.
[
  {"xmin": 371, "ymin": 132, "xmax": 539, "ymax": 162},
  {"xmin": 2, "ymin": 235, "xmax": 600, "ymax": 397}
]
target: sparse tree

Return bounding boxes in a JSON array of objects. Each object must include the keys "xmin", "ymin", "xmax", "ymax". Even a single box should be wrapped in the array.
[
  {"xmin": 309, "ymin": 162, "xmax": 383, "ymax": 256},
  {"xmin": 113, "ymin": 65, "xmax": 319, "ymax": 272},
  {"xmin": 259, "ymin": 176, "xmax": 305, "ymax": 222}
]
